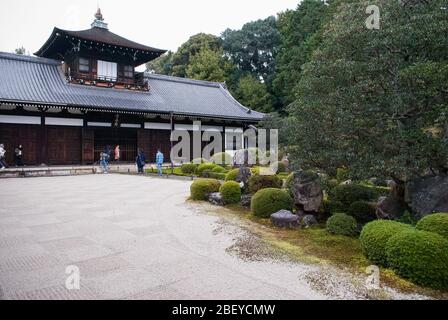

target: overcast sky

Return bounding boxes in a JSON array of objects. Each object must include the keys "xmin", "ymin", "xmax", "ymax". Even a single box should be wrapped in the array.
[{"xmin": 0, "ymin": 0, "xmax": 300, "ymax": 56}]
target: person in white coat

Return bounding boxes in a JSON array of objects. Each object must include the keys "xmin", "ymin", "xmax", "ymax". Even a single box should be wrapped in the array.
[{"xmin": 0, "ymin": 144, "xmax": 6, "ymax": 170}]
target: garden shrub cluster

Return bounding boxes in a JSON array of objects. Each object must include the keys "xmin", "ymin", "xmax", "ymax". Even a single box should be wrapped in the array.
[
  {"xmin": 251, "ymin": 188, "xmax": 293, "ymax": 218},
  {"xmin": 219, "ymin": 181, "xmax": 242, "ymax": 204},
  {"xmin": 385, "ymin": 229, "xmax": 448, "ymax": 289},
  {"xmin": 181, "ymin": 163, "xmax": 197, "ymax": 175},
  {"xmin": 248, "ymin": 175, "xmax": 283, "ymax": 194},
  {"xmin": 225, "ymin": 169, "xmax": 240, "ymax": 182},
  {"xmin": 326, "ymin": 213, "xmax": 358, "ymax": 237},
  {"xmin": 212, "ymin": 166, "xmax": 226, "ymax": 173},
  {"xmin": 322, "ymin": 199, "xmax": 344, "ymax": 214},
  {"xmin": 347, "ymin": 201, "xmax": 376, "ymax": 224},
  {"xmin": 359, "ymin": 220, "xmax": 413, "ymax": 266},
  {"xmin": 190, "ymin": 179, "xmax": 221, "ymax": 201},
  {"xmin": 329, "ymin": 184, "xmax": 377, "ymax": 207},
  {"xmin": 416, "ymin": 213, "xmax": 448, "ymax": 239},
  {"xmin": 196, "ymin": 163, "xmax": 218, "ymax": 177}
]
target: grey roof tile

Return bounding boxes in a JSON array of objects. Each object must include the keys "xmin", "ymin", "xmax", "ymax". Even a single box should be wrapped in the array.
[{"xmin": 0, "ymin": 52, "xmax": 264, "ymax": 121}]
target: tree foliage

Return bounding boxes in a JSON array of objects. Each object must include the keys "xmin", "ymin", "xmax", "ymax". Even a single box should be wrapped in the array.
[
  {"xmin": 273, "ymin": 0, "xmax": 328, "ymax": 107},
  {"xmin": 234, "ymin": 75, "xmax": 273, "ymax": 113},
  {"xmin": 221, "ymin": 16, "xmax": 281, "ymax": 88},
  {"xmin": 288, "ymin": 0, "xmax": 448, "ymax": 182},
  {"xmin": 185, "ymin": 46, "xmax": 234, "ymax": 83}
]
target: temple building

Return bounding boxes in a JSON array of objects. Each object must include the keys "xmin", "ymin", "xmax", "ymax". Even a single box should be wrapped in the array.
[{"xmin": 0, "ymin": 9, "xmax": 264, "ymax": 166}]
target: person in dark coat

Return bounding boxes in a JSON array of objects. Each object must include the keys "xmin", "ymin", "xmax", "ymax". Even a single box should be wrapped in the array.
[
  {"xmin": 136, "ymin": 149, "xmax": 146, "ymax": 174},
  {"xmin": 14, "ymin": 145, "xmax": 24, "ymax": 167}
]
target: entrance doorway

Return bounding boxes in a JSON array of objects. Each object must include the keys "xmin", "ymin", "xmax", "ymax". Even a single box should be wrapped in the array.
[{"xmin": 94, "ymin": 128, "xmax": 137, "ymax": 162}]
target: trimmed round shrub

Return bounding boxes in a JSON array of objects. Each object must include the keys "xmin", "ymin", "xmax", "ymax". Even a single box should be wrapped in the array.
[
  {"xmin": 211, "ymin": 152, "xmax": 233, "ymax": 166},
  {"xmin": 225, "ymin": 169, "xmax": 240, "ymax": 182},
  {"xmin": 386, "ymin": 230, "xmax": 448, "ymax": 289},
  {"xmin": 416, "ymin": 213, "xmax": 448, "ymax": 240},
  {"xmin": 360, "ymin": 220, "xmax": 414, "ymax": 266},
  {"xmin": 211, "ymin": 166, "xmax": 226, "ymax": 173},
  {"xmin": 322, "ymin": 199, "xmax": 344, "ymax": 214},
  {"xmin": 181, "ymin": 163, "xmax": 197, "ymax": 175},
  {"xmin": 326, "ymin": 213, "xmax": 358, "ymax": 237},
  {"xmin": 329, "ymin": 184, "xmax": 376, "ymax": 207},
  {"xmin": 190, "ymin": 179, "xmax": 221, "ymax": 201},
  {"xmin": 251, "ymin": 188, "xmax": 293, "ymax": 218},
  {"xmin": 207, "ymin": 172, "xmax": 227, "ymax": 180},
  {"xmin": 248, "ymin": 175, "xmax": 283, "ymax": 194},
  {"xmin": 219, "ymin": 181, "xmax": 242, "ymax": 204},
  {"xmin": 196, "ymin": 163, "xmax": 218, "ymax": 176},
  {"xmin": 347, "ymin": 201, "xmax": 377, "ymax": 224}
]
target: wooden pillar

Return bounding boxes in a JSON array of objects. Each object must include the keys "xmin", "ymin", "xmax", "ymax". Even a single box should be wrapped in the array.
[
  {"xmin": 222, "ymin": 124, "xmax": 226, "ymax": 154},
  {"xmin": 170, "ymin": 112, "xmax": 174, "ymax": 173},
  {"xmin": 40, "ymin": 109, "xmax": 48, "ymax": 166}
]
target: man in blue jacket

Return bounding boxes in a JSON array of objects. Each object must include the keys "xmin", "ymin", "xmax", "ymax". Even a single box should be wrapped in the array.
[{"xmin": 156, "ymin": 149, "xmax": 164, "ymax": 176}]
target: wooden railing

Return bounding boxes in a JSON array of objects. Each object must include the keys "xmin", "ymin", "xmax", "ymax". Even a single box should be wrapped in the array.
[{"xmin": 68, "ymin": 71, "xmax": 149, "ymax": 91}]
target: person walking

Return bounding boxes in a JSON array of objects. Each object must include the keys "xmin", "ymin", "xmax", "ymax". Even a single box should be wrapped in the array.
[
  {"xmin": 136, "ymin": 149, "xmax": 146, "ymax": 174},
  {"xmin": 114, "ymin": 145, "xmax": 120, "ymax": 162},
  {"xmin": 100, "ymin": 146, "xmax": 110, "ymax": 174},
  {"xmin": 0, "ymin": 144, "xmax": 6, "ymax": 170},
  {"xmin": 14, "ymin": 145, "xmax": 24, "ymax": 167},
  {"xmin": 156, "ymin": 149, "xmax": 164, "ymax": 177}
]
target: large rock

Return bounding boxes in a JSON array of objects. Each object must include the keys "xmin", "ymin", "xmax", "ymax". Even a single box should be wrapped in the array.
[
  {"xmin": 270, "ymin": 210, "xmax": 300, "ymax": 229},
  {"xmin": 208, "ymin": 192, "xmax": 224, "ymax": 206},
  {"xmin": 405, "ymin": 175, "xmax": 448, "ymax": 218},
  {"xmin": 236, "ymin": 167, "xmax": 252, "ymax": 192},
  {"xmin": 302, "ymin": 214, "xmax": 318, "ymax": 228},
  {"xmin": 240, "ymin": 194, "xmax": 252, "ymax": 208},
  {"xmin": 376, "ymin": 196, "xmax": 407, "ymax": 220},
  {"xmin": 290, "ymin": 171, "xmax": 323, "ymax": 213}
]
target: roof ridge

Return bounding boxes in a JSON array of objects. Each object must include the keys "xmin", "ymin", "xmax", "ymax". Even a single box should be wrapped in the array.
[
  {"xmin": 145, "ymin": 73, "xmax": 222, "ymax": 88},
  {"xmin": 0, "ymin": 52, "xmax": 60, "ymax": 65}
]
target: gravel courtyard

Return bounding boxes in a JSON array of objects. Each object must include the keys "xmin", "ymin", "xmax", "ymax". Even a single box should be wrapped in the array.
[{"xmin": 0, "ymin": 174, "xmax": 328, "ymax": 300}]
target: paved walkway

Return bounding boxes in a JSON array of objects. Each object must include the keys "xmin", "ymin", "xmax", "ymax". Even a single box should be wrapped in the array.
[{"xmin": 0, "ymin": 174, "xmax": 325, "ymax": 300}]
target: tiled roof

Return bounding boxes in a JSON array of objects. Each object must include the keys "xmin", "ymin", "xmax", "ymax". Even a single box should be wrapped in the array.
[{"xmin": 0, "ymin": 52, "xmax": 264, "ymax": 121}]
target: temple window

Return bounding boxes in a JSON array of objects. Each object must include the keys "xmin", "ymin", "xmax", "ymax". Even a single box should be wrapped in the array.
[
  {"xmin": 78, "ymin": 57, "xmax": 90, "ymax": 73},
  {"xmin": 124, "ymin": 65, "xmax": 134, "ymax": 78},
  {"xmin": 98, "ymin": 60, "xmax": 117, "ymax": 81}
]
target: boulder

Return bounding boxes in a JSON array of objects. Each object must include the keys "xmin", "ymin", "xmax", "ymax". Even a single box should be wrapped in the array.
[
  {"xmin": 405, "ymin": 175, "xmax": 448, "ymax": 218},
  {"xmin": 270, "ymin": 210, "xmax": 300, "ymax": 229},
  {"xmin": 290, "ymin": 171, "xmax": 324, "ymax": 213},
  {"xmin": 376, "ymin": 196, "xmax": 406, "ymax": 220},
  {"xmin": 236, "ymin": 167, "xmax": 252, "ymax": 191},
  {"xmin": 302, "ymin": 214, "xmax": 318, "ymax": 228},
  {"xmin": 208, "ymin": 192, "xmax": 224, "ymax": 206},
  {"xmin": 240, "ymin": 194, "xmax": 252, "ymax": 208}
]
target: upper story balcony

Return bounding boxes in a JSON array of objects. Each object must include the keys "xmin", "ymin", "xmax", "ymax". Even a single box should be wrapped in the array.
[{"xmin": 68, "ymin": 70, "xmax": 149, "ymax": 92}]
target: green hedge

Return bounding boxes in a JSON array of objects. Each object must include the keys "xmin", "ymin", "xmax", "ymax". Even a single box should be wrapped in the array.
[
  {"xmin": 181, "ymin": 163, "xmax": 198, "ymax": 175},
  {"xmin": 329, "ymin": 184, "xmax": 377, "ymax": 207},
  {"xmin": 225, "ymin": 169, "xmax": 240, "ymax": 182},
  {"xmin": 347, "ymin": 201, "xmax": 377, "ymax": 224},
  {"xmin": 248, "ymin": 175, "xmax": 283, "ymax": 194},
  {"xmin": 322, "ymin": 199, "xmax": 345, "ymax": 214},
  {"xmin": 416, "ymin": 213, "xmax": 448, "ymax": 240},
  {"xmin": 212, "ymin": 166, "xmax": 227, "ymax": 173},
  {"xmin": 251, "ymin": 188, "xmax": 293, "ymax": 218},
  {"xmin": 196, "ymin": 163, "xmax": 218, "ymax": 176},
  {"xmin": 326, "ymin": 213, "xmax": 358, "ymax": 237},
  {"xmin": 360, "ymin": 220, "xmax": 414, "ymax": 266},
  {"xmin": 190, "ymin": 179, "xmax": 221, "ymax": 201},
  {"xmin": 219, "ymin": 181, "xmax": 242, "ymax": 204},
  {"xmin": 386, "ymin": 229, "xmax": 448, "ymax": 289}
]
